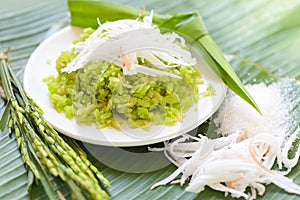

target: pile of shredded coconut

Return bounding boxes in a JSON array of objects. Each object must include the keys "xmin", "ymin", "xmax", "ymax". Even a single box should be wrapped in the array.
[
  {"xmin": 150, "ymin": 128, "xmax": 300, "ymax": 199},
  {"xmin": 213, "ymin": 83, "xmax": 292, "ymax": 138}
]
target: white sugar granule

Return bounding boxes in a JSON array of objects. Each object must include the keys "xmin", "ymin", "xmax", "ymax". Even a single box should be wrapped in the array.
[{"xmin": 213, "ymin": 83, "xmax": 291, "ymax": 138}]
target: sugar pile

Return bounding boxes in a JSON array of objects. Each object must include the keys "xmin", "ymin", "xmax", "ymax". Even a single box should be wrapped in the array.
[{"xmin": 213, "ymin": 83, "xmax": 291, "ymax": 138}]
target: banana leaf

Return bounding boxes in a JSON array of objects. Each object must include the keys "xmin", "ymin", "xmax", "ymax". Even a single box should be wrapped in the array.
[{"xmin": 1, "ymin": 0, "xmax": 300, "ymax": 200}]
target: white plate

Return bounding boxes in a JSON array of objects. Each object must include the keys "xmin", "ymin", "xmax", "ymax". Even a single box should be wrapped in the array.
[{"xmin": 23, "ymin": 26, "xmax": 226, "ymax": 147}]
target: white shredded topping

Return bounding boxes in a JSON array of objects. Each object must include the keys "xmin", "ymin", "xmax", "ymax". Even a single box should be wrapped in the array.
[{"xmin": 61, "ymin": 11, "xmax": 196, "ymax": 78}]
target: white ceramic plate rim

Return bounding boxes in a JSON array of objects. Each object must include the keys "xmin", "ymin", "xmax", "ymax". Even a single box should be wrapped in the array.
[{"xmin": 23, "ymin": 26, "xmax": 226, "ymax": 147}]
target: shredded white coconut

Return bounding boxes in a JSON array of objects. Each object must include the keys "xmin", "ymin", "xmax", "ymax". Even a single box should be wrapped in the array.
[
  {"xmin": 61, "ymin": 11, "xmax": 197, "ymax": 78},
  {"xmin": 151, "ymin": 128, "xmax": 300, "ymax": 200}
]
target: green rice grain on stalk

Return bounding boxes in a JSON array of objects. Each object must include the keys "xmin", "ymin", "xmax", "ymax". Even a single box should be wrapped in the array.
[{"xmin": 0, "ymin": 49, "xmax": 110, "ymax": 200}]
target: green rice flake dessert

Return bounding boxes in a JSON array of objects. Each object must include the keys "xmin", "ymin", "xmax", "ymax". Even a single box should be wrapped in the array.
[{"xmin": 44, "ymin": 12, "xmax": 215, "ymax": 130}]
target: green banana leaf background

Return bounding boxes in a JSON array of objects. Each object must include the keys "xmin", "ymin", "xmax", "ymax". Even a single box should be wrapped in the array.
[{"xmin": 0, "ymin": 0, "xmax": 300, "ymax": 199}]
